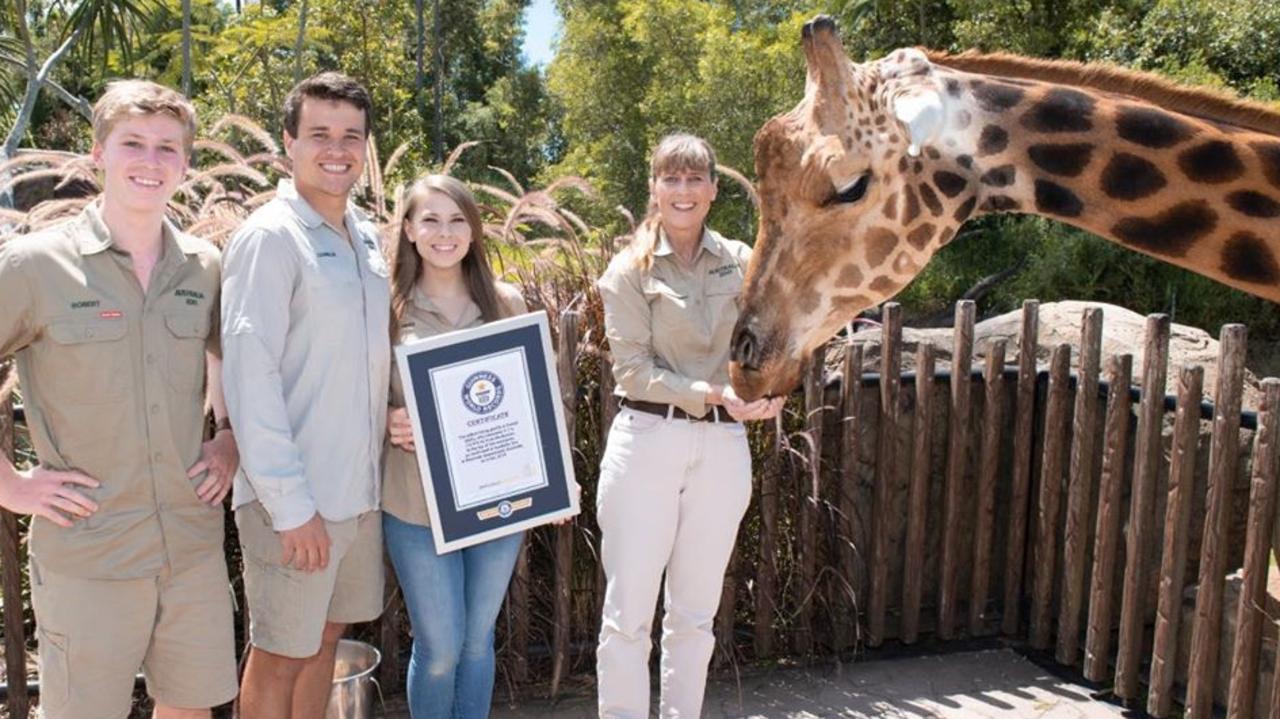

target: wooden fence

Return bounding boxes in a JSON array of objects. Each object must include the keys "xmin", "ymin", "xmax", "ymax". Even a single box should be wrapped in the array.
[{"xmin": 3, "ymin": 300, "xmax": 1279, "ymax": 718}]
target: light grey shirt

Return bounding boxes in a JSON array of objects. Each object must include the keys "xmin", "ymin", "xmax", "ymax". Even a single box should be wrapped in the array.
[{"xmin": 221, "ymin": 180, "xmax": 391, "ymax": 531}]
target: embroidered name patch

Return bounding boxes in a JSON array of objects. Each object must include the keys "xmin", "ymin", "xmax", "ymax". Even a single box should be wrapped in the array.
[
  {"xmin": 708, "ymin": 264, "xmax": 737, "ymax": 278},
  {"xmin": 70, "ymin": 300, "xmax": 100, "ymax": 310}
]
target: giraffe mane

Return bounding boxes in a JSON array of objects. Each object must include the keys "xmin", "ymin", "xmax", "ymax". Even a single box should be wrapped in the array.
[{"xmin": 925, "ymin": 49, "xmax": 1280, "ymax": 137}]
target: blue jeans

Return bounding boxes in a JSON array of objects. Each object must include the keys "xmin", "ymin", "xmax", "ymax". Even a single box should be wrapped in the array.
[{"xmin": 383, "ymin": 512, "xmax": 524, "ymax": 719}]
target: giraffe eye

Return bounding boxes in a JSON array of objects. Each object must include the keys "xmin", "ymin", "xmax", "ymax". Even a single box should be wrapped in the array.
[{"xmin": 829, "ymin": 174, "xmax": 871, "ymax": 205}]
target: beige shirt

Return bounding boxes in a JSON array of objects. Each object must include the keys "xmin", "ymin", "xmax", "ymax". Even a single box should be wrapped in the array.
[
  {"xmin": 597, "ymin": 227, "xmax": 751, "ymax": 418},
  {"xmin": 0, "ymin": 202, "xmax": 223, "ymax": 579},
  {"xmin": 382, "ymin": 282, "xmax": 527, "ymax": 527},
  {"xmin": 221, "ymin": 180, "xmax": 391, "ymax": 531}
]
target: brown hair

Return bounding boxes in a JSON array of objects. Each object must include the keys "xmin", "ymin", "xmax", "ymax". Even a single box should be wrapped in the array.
[
  {"xmin": 283, "ymin": 72, "xmax": 373, "ymax": 138},
  {"xmin": 629, "ymin": 133, "xmax": 718, "ymax": 270},
  {"xmin": 92, "ymin": 80, "xmax": 197, "ymax": 155},
  {"xmin": 388, "ymin": 174, "xmax": 509, "ymax": 343}
]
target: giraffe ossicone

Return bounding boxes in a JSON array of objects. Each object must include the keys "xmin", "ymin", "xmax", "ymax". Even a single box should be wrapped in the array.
[{"xmin": 729, "ymin": 14, "xmax": 1280, "ymax": 401}]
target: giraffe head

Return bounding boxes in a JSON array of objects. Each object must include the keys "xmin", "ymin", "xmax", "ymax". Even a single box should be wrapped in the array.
[{"xmin": 730, "ymin": 17, "xmax": 971, "ymax": 400}]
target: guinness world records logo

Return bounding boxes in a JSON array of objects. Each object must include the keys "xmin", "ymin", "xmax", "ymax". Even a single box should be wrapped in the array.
[{"xmin": 462, "ymin": 371, "xmax": 504, "ymax": 414}]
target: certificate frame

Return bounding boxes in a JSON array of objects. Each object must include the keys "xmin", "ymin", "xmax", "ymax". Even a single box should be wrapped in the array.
[{"xmin": 395, "ymin": 311, "xmax": 579, "ymax": 553}]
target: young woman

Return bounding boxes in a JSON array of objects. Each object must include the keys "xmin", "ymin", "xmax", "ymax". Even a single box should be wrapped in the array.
[
  {"xmin": 383, "ymin": 174, "xmax": 526, "ymax": 719},
  {"xmin": 594, "ymin": 134, "xmax": 785, "ymax": 718}
]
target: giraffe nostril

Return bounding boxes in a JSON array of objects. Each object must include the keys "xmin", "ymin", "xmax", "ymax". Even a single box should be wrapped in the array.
[{"xmin": 731, "ymin": 326, "xmax": 759, "ymax": 371}]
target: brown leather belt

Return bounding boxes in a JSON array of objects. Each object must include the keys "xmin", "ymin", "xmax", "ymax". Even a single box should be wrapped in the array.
[{"xmin": 619, "ymin": 397, "xmax": 736, "ymax": 423}]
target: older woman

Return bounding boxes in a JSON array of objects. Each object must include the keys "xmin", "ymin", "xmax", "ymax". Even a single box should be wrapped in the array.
[{"xmin": 595, "ymin": 134, "xmax": 785, "ymax": 718}]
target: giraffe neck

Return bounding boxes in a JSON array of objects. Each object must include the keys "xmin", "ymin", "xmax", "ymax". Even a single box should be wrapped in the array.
[{"xmin": 930, "ymin": 67, "xmax": 1280, "ymax": 302}]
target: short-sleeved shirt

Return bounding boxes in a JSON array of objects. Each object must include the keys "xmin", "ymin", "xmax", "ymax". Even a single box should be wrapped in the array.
[
  {"xmin": 382, "ymin": 282, "xmax": 527, "ymax": 527},
  {"xmin": 221, "ymin": 180, "xmax": 391, "ymax": 531},
  {"xmin": 597, "ymin": 226, "xmax": 751, "ymax": 418},
  {"xmin": 0, "ymin": 202, "xmax": 223, "ymax": 580}
]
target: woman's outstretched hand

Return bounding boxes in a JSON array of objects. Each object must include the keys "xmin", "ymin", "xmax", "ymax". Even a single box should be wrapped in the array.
[{"xmin": 387, "ymin": 407, "xmax": 416, "ymax": 452}]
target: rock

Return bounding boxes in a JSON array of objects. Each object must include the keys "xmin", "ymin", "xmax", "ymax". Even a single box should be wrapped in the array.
[{"xmin": 826, "ymin": 301, "xmax": 1265, "ymax": 411}]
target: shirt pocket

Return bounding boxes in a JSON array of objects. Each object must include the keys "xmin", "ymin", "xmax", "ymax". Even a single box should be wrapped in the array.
[
  {"xmin": 164, "ymin": 312, "xmax": 210, "ymax": 393},
  {"xmin": 43, "ymin": 318, "xmax": 129, "ymax": 404},
  {"xmin": 641, "ymin": 276, "xmax": 694, "ymax": 334}
]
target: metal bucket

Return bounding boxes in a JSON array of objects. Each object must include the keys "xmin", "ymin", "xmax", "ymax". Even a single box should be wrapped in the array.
[{"xmin": 325, "ymin": 639, "xmax": 381, "ymax": 719}]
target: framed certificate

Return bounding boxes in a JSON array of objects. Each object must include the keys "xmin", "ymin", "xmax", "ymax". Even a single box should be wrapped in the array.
[{"xmin": 395, "ymin": 311, "xmax": 579, "ymax": 553}]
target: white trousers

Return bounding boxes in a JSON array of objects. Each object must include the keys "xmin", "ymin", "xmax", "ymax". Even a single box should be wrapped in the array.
[{"xmin": 596, "ymin": 407, "xmax": 753, "ymax": 719}]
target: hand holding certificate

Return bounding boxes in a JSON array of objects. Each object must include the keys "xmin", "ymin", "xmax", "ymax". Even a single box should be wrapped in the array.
[{"xmin": 395, "ymin": 311, "xmax": 580, "ymax": 552}]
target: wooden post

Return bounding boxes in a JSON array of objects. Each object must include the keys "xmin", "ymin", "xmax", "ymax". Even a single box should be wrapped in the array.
[
  {"xmin": 754, "ymin": 419, "xmax": 780, "ymax": 657},
  {"xmin": 1084, "ymin": 355, "xmax": 1135, "ymax": 682},
  {"xmin": 939, "ymin": 300, "xmax": 974, "ymax": 640},
  {"xmin": 1003, "ymin": 300, "xmax": 1040, "ymax": 636},
  {"xmin": 1186, "ymin": 324, "xmax": 1247, "ymax": 718},
  {"xmin": 0, "ymin": 362, "xmax": 28, "ymax": 719},
  {"xmin": 797, "ymin": 346, "xmax": 826, "ymax": 655},
  {"xmin": 1146, "ymin": 365, "xmax": 1205, "ymax": 716},
  {"xmin": 869, "ymin": 304, "xmax": 901, "ymax": 647},
  {"xmin": 900, "ymin": 343, "xmax": 935, "ymax": 644},
  {"xmin": 1226, "ymin": 378, "xmax": 1280, "ymax": 719},
  {"xmin": 549, "ymin": 311, "xmax": 579, "ymax": 698},
  {"xmin": 969, "ymin": 340, "xmax": 1007, "ymax": 636},
  {"xmin": 836, "ymin": 341, "xmax": 864, "ymax": 651},
  {"xmin": 1030, "ymin": 343, "xmax": 1072, "ymax": 650},
  {"xmin": 1115, "ymin": 314, "xmax": 1170, "ymax": 700},
  {"xmin": 1057, "ymin": 307, "xmax": 1103, "ymax": 665}
]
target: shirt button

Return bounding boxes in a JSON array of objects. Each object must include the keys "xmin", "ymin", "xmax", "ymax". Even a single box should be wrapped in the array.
[
  {"xmin": 146, "ymin": 354, "xmax": 157, "ymax": 365},
  {"xmin": 84, "ymin": 328, "xmax": 94, "ymax": 338},
  {"xmin": 150, "ymin": 404, "xmax": 161, "ymax": 414},
  {"xmin": 153, "ymin": 452, "xmax": 163, "ymax": 462}
]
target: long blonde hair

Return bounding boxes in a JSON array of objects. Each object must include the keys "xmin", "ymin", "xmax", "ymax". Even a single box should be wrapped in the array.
[
  {"xmin": 629, "ymin": 133, "xmax": 718, "ymax": 270},
  {"xmin": 388, "ymin": 174, "xmax": 508, "ymax": 343}
]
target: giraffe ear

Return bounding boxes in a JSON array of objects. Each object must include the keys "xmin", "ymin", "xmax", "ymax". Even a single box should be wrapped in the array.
[{"xmin": 892, "ymin": 90, "xmax": 945, "ymax": 158}]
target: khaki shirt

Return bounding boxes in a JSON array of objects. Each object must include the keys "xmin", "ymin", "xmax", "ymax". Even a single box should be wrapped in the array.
[
  {"xmin": 382, "ymin": 282, "xmax": 527, "ymax": 526},
  {"xmin": 221, "ymin": 180, "xmax": 391, "ymax": 531},
  {"xmin": 597, "ymin": 227, "xmax": 751, "ymax": 418},
  {"xmin": 0, "ymin": 202, "xmax": 223, "ymax": 579}
]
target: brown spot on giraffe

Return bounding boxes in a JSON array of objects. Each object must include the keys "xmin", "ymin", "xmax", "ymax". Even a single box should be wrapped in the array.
[
  {"xmin": 1101, "ymin": 152, "xmax": 1167, "ymax": 200},
  {"xmin": 978, "ymin": 125, "xmax": 1008, "ymax": 155},
  {"xmin": 864, "ymin": 228, "xmax": 898, "ymax": 267},
  {"xmin": 882, "ymin": 192, "xmax": 899, "ymax": 220},
  {"xmin": 868, "ymin": 276, "xmax": 900, "ymax": 294},
  {"xmin": 1028, "ymin": 143, "xmax": 1094, "ymax": 177},
  {"xmin": 1221, "ymin": 232, "xmax": 1280, "ymax": 284},
  {"xmin": 1226, "ymin": 190, "xmax": 1280, "ymax": 218},
  {"xmin": 1111, "ymin": 201, "xmax": 1217, "ymax": 256},
  {"xmin": 918, "ymin": 183, "xmax": 942, "ymax": 216},
  {"xmin": 1179, "ymin": 140, "xmax": 1245, "ymax": 183},
  {"xmin": 907, "ymin": 223, "xmax": 935, "ymax": 250},
  {"xmin": 903, "ymin": 185, "xmax": 921, "ymax": 223},
  {"xmin": 836, "ymin": 264, "xmax": 864, "ymax": 288}
]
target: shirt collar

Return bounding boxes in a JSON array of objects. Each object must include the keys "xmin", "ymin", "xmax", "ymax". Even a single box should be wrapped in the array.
[
  {"xmin": 653, "ymin": 227, "xmax": 722, "ymax": 260},
  {"xmin": 77, "ymin": 200, "xmax": 201, "ymax": 258},
  {"xmin": 276, "ymin": 179, "xmax": 327, "ymax": 230},
  {"xmin": 410, "ymin": 285, "xmax": 482, "ymax": 327}
]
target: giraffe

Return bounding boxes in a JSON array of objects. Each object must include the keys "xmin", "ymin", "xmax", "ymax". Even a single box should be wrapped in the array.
[{"xmin": 728, "ymin": 15, "xmax": 1280, "ymax": 401}]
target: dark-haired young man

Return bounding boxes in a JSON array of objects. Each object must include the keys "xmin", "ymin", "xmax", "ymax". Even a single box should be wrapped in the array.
[{"xmin": 221, "ymin": 72, "xmax": 390, "ymax": 718}]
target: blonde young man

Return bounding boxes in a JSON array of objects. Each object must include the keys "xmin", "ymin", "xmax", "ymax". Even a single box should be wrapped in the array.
[
  {"xmin": 0, "ymin": 81, "xmax": 239, "ymax": 719},
  {"xmin": 221, "ymin": 72, "xmax": 390, "ymax": 719}
]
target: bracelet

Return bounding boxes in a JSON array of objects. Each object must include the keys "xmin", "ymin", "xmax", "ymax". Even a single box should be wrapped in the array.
[{"xmin": 213, "ymin": 416, "xmax": 233, "ymax": 434}]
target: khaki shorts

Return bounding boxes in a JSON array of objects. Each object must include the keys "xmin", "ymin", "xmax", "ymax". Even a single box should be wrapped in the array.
[
  {"xmin": 30, "ymin": 552, "xmax": 237, "ymax": 719},
  {"xmin": 236, "ymin": 502, "xmax": 384, "ymax": 658}
]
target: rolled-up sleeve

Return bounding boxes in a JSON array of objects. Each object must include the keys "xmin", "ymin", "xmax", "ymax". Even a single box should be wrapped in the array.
[
  {"xmin": 598, "ymin": 258, "xmax": 710, "ymax": 417},
  {"xmin": 221, "ymin": 230, "xmax": 316, "ymax": 531}
]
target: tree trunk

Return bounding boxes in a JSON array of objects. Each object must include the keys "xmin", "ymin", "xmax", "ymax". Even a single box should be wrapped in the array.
[
  {"xmin": 432, "ymin": 0, "xmax": 443, "ymax": 164},
  {"xmin": 415, "ymin": 0, "xmax": 427, "ymax": 125},
  {"xmin": 293, "ymin": 0, "xmax": 309, "ymax": 84},
  {"xmin": 182, "ymin": 0, "xmax": 192, "ymax": 96},
  {"xmin": 2, "ymin": 1, "xmax": 86, "ymax": 209}
]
